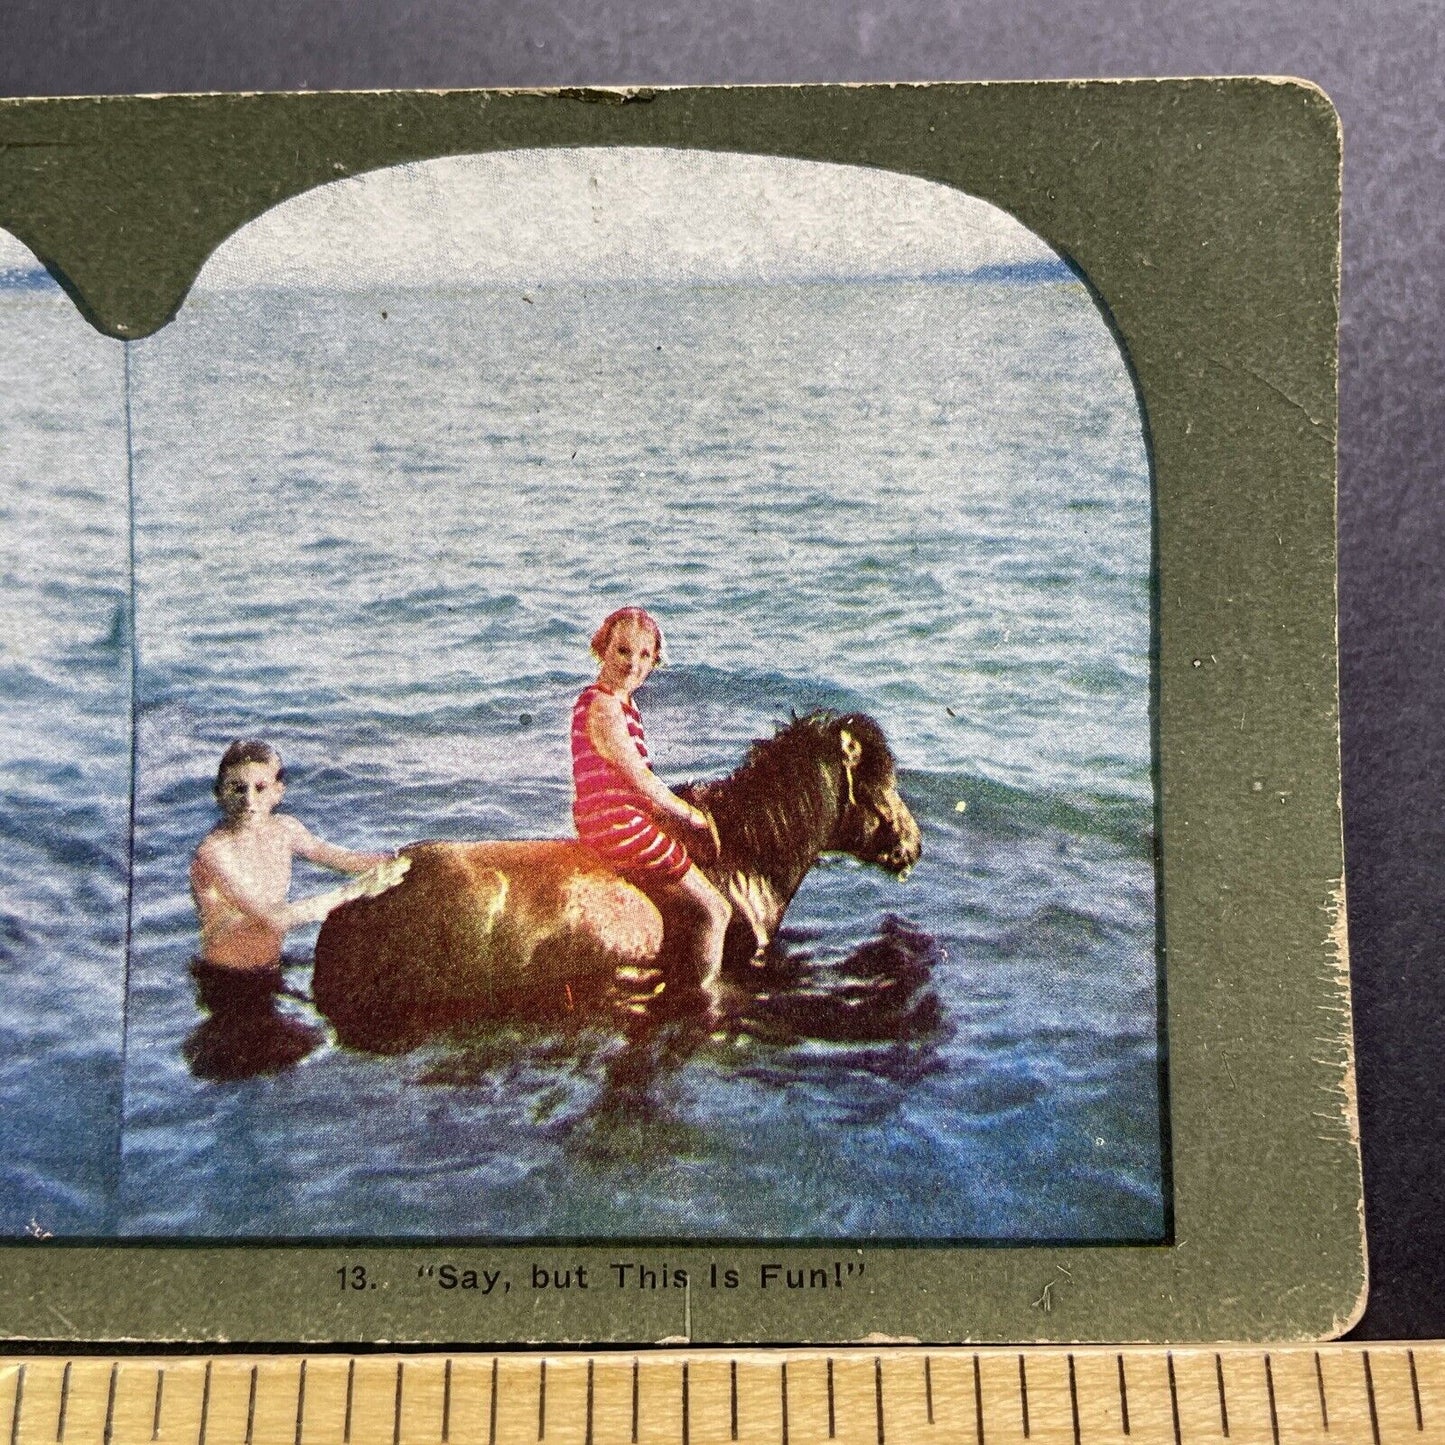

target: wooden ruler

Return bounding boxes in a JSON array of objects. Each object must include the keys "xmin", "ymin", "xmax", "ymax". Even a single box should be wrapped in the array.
[{"xmin": 0, "ymin": 1345, "xmax": 1437, "ymax": 1445}]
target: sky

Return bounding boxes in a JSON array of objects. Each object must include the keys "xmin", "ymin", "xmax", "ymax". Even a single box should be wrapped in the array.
[
  {"xmin": 0, "ymin": 229, "xmax": 49, "ymax": 272},
  {"xmin": 183, "ymin": 147, "xmax": 1056, "ymax": 292},
  {"xmin": 2, "ymin": 147, "xmax": 1058, "ymax": 295}
]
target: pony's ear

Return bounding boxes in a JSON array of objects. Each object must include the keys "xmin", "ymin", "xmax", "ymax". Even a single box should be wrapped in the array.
[{"xmin": 838, "ymin": 726, "xmax": 864, "ymax": 770}]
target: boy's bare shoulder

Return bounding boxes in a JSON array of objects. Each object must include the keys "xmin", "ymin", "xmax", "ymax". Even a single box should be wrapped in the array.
[
  {"xmin": 276, "ymin": 812, "xmax": 313, "ymax": 843},
  {"xmin": 191, "ymin": 826, "xmax": 230, "ymax": 877}
]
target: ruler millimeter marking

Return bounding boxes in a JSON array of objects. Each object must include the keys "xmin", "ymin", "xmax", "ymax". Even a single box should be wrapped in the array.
[{"xmin": 0, "ymin": 1345, "xmax": 1438, "ymax": 1445}]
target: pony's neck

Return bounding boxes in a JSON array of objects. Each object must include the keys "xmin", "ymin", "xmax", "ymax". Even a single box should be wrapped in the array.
[{"xmin": 707, "ymin": 736, "xmax": 846, "ymax": 932}]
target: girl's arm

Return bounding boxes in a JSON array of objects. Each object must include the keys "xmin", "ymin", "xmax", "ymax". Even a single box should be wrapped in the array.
[{"xmin": 587, "ymin": 692, "xmax": 711, "ymax": 831}]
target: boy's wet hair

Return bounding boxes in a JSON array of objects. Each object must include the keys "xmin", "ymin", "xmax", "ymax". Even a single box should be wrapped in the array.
[
  {"xmin": 591, "ymin": 606, "xmax": 666, "ymax": 664},
  {"xmin": 214, "ymin": 739, "xmax": 286, "ymax": 796}
]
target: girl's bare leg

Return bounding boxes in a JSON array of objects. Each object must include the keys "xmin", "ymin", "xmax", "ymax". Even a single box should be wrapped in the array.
[{"xmin": 658, "ymin": 865, "xmax": 732, "ymax": 1012}]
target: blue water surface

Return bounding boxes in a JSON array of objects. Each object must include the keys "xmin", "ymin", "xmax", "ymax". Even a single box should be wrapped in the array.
[{"xmin": 0, "ymin": 275, "xmax": 129, "ymax": 1236}]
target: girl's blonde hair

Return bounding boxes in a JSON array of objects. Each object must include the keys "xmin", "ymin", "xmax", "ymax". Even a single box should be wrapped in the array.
[{"xmin": 590, "ymin": 607, "xmax": 665, "ymax": 664}]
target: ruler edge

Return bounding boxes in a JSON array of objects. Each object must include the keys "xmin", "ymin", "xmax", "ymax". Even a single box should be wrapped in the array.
[{"xmin": 0, "ymin": 1341, "xmax": 1432, "ymax": 1443}]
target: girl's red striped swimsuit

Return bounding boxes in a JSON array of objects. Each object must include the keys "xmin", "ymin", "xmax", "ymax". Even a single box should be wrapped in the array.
[{"xmin": 570, "ymin": 684, "xmax": 691, "ymax": 881}]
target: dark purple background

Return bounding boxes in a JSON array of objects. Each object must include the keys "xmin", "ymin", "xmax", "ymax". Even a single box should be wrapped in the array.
[{"xmin": 4, "ymin": 0, "xmax": 1440, "ymax": 1339}]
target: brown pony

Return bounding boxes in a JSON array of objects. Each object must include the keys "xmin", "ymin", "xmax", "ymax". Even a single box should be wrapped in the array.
[{"xmin": 312, "ymin": 712, "xmax": 921, "ymax": 1051}]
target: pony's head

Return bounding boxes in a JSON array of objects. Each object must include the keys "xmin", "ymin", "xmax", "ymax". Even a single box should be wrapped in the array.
[
  {"xmin": 826, "ymin": 714, "xmax": 922, "ymax": 875},
  {"xmin": 702, "ymin": 711, "xmax": 922, "ymax": 888}
]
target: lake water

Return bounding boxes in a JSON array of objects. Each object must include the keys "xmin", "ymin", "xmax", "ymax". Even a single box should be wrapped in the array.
[
  {"xmin": 2, "ymin": 263, "xmax": 1165, "ymax": 1241},
  {"xmin": 0, "ymin": 277, "xmax": 129, "ymax": 1236}
]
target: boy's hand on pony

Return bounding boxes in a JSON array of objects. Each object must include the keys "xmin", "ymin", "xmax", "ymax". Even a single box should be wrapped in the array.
[{"xmin": 356, "ymin": 854, "xmax": 412, "ymax": 898}]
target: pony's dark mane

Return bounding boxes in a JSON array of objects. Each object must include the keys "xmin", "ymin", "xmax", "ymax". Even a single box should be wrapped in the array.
[{"xmin": 697, "ymin": 711, "xmax": 896, "ymax": 884}]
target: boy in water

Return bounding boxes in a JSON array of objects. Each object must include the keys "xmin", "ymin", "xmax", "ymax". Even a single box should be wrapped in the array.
[{"xmin": 190, "ymin": 740, "xmax": 410, "ymax": 976}]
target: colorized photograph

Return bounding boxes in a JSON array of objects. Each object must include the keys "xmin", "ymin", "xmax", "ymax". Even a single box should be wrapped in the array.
[{"xmin": 6, "ymin": 145, "xmax": 1165, "ymax": 1242}]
